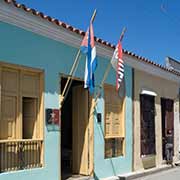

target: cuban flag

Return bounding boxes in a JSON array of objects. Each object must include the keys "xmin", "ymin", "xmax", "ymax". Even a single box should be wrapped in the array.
[{"xmin": 81, "ymin": 22, "xmax": 97, "ymax": 94}]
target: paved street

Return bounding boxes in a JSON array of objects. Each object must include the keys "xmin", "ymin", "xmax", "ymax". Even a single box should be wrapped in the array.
[{"xmin": 135, "ymin": 167, "xmax": 180, "ymax": 180}]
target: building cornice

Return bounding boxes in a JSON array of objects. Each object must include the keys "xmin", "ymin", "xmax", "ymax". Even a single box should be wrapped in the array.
[{"xmin": 124, "ymin": 55, "xmax": 180, "ymax": 83}]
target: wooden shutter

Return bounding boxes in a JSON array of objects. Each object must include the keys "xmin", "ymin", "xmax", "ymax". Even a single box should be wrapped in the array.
[
  {"xmin": 22, "ymin": 73, "xmax": 40, "ymax": 97},
  {"xmin": 165, "ymin": 99, "xmax": 174, "ymax": 132},
  {"xmin": 111, "ymin": 105, "xmax": 121, "ymax": 136},
  {"xmin": 104, "ymin": 84, "xmax": 124, "ymax": 138},
  {"xmin": 2, "ymin": 68, "xmax": 18, "ymax": 95},
  {"xmin": 72, "ymin": 86, "xmax": 89, "ymax": 175},
  {"xmin": 0, "ymin": 69, "xmax": 18, "ymax": 140},
  {"xmin": 1, "ymin": 96, "xmax": 16, "ymax": 139}
]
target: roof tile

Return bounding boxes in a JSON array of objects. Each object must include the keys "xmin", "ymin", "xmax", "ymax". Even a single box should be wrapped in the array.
[{"xmin": 2, "ymin": 0, "xmax": 180, "ymax": 77}]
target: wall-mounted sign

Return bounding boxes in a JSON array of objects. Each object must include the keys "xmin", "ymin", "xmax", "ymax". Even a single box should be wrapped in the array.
[{"xmin": 46, "ymin": 108, "xmax": 60, "ymax": 126}]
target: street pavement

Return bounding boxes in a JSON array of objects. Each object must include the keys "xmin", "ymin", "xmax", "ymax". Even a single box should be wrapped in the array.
[{"xmin": 134, "ymin": 167, "xmax": 180, "ymax": 180}]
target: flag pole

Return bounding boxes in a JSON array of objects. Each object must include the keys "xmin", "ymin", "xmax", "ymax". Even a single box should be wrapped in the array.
[
  {"xmin": 60, "ymin": 9, "xmax": 97, "ymax": 109},
  {"xmin": 93, "ymin": 27, "xmax": 127, "ymax": 105}
]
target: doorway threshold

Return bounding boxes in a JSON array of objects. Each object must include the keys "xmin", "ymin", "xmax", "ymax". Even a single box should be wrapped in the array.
[{"xmin": 63, "ymin": 174, "xmax": 93, "ymax": 180}]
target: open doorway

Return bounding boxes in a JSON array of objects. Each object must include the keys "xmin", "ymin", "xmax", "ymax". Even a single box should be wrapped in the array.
[
  {"xmin": 161, "ymin": 98, "xmax": 174, "ymax": 160},
  {"xmin": 61, "ymin": 77, "xmax": 90, "ymax": 180}
]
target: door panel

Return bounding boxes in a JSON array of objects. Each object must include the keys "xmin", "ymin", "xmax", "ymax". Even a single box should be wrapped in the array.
[
  {"xmin": 140, "ymin": 95, "xmax": 155, "ymax": 156},
  {"xmin": 72, "ymin": 86, "xmax": 89, "ymax": 175},
  {"xmin": 1, "ymin": 96, "xmax": 16, "ymax": 139},
  {"xmin": 2, "ymin": 69, "xmax": 18, "ymax": 95},
  {"xmin": 165, "ymin": 100, "xmax": 174, "ymax": 131}
]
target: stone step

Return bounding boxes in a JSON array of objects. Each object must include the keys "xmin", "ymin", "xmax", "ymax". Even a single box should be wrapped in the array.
[{"xmin": 64, "ymin": 175, "xmax": 93, "ymax": 180}]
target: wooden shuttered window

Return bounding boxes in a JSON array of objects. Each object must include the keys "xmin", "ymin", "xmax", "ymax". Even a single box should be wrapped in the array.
[
  {"xmin": 104, "ymin": 84, "xmax": 125, "ymax": 138},
  {"xmin": 0, "ymin": 62, "xmax": 44, "ymax": 172},
  {"xmin": 0, "ymin": 63, "xmax": 43, "ymax": 140},
  {"xmin": 104, "ymin": 84, "xmax": 125, "ymax": 158}
]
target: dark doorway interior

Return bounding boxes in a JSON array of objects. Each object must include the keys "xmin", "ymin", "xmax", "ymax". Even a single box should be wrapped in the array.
[
  {"xmin": 61, "ymin": 77, "xmax": 83, "ymax": 180},
  {"xmin": 140, "ymin": 94, "xmax": 156, "ymax": 156},
  {"xmin": 161, "ymin": 98, "xmax": 174, "ymax": 160}
]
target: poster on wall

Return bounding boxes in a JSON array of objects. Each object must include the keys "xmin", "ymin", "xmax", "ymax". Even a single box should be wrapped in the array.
[{"xmin": 46, "ymin": 108, "xmax": 60, "ymax": 126}]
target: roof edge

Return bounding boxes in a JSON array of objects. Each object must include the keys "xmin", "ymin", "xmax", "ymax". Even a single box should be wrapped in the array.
[{"xmin": 2, "ymin": 0, "xmax": 180, "ymax": 77}]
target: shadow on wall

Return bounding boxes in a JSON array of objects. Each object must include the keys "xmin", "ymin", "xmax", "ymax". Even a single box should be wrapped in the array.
[{"xmin": 94, "ymin": 172, "xmax": 100, "ymax": 180}]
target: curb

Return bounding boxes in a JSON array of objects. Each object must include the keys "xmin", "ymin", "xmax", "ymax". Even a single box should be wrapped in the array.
[{"xmin": 118, "ymin": 165, "xmax": 173, "ymax": 180}]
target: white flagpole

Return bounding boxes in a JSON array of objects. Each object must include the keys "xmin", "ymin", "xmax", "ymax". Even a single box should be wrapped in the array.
[{"xmin": 60, "ymin": 9, "xmax": 97, "ymax": 109}]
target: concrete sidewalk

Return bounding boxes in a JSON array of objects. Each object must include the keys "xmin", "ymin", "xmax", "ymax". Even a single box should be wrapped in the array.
[
  {"xmin": 118, "ymin": 165, "xmax": 172, "ymax": 180},
  {"xmin": 102, "ymin": 164, "xmax": 180, "ymax": 180},
  {"xmin": 134, "ymin": 166, "xmax": 180, "ymax": 180}
]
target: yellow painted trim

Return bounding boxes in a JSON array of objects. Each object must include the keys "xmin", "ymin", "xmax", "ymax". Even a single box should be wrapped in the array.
[
  {"xmin": 19, "ymin": 70, "xmax": 22, "ymax": 139},
  {"xmin": 0, "ymin": 139, "xmax": 43, "ymax": 143},
  {"xmin": 122, "ymin": 98, "xmax": 126, "ymax": 155},
  {"xmin": 88, "ymin": 97, "xmax": 94, "ymax": 176},
  {"xmin": 0, "ymin": 61, "xmax": 44, "ymax": 73}
]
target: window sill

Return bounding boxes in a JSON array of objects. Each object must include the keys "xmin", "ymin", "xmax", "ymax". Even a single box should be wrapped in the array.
[{"xmin": 0, "ymin": 139, "xmax": 43, "ymax": 143}]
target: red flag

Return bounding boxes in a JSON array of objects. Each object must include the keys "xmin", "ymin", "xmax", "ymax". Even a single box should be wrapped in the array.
[{"xmin": 111, "ymin": 41, "xmax": 124, "ymax": 90}]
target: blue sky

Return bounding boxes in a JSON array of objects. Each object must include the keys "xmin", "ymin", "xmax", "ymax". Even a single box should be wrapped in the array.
[{"xmin": 17, "ymin": 0, "xmax": 180, "ymax": 65}]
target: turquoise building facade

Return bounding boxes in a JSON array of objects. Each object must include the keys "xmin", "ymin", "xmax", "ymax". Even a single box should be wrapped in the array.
[
  {"xmin": 94, "ymin": 66, "xmax": 132, "ymax": 179},
  {"xmin": 0, "ymin": 1, "xmax": 133, "ymax": 180}
]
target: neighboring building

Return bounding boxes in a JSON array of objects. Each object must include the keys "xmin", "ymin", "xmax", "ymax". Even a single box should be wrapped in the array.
[
  {"xmin": 166, "ymin": 57, "xmax": 180, "ymax": 155},
  {"xmin": 0, "ymin": 1, "xmax": 179, "ymax": 180},
  {"xmin": 0, "ymin": 1, "xmax": 133, "ymax": 180},
  {"xmin": 166, "ymin": 57, "xmax": 180, "ymax": 73},
  {"xmin": 133, "ymin": 67, "xmax": 180, "ymax": 171}
]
